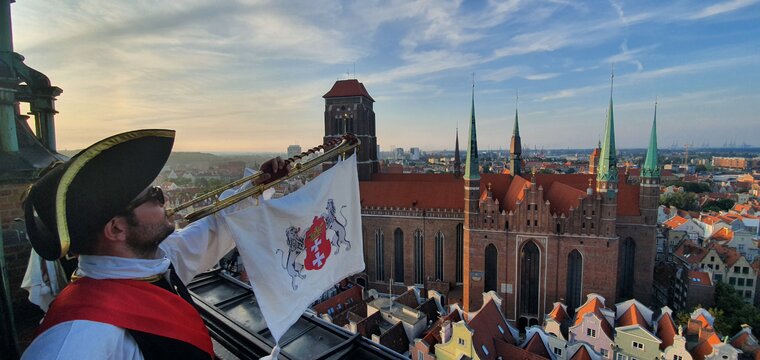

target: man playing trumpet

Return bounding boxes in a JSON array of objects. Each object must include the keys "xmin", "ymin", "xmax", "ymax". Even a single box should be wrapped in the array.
[{"xmin": 21, "ymin": 129, "xmax": 287, "ymax": 359}]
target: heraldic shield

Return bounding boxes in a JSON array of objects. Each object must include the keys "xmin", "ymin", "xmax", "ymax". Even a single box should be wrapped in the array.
[{"xmin": 305, "ymin": 216, "xmax": 330, "ymax": 271}]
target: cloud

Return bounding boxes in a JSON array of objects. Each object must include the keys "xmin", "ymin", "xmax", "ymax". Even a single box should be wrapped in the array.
[{"xmin": 688, "ymin": 0, "xmax": 760, "ymax": 20}]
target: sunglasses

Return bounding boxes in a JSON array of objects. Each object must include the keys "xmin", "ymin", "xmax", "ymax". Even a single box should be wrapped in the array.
[{"xmin": 125, "ymin": 186, "xmax": 165, "ymax": 212}]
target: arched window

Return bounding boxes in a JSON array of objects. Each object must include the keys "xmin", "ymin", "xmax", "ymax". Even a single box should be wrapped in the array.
[
  {"xmin": 394, "ymin": 228, "xmax": 404, "ymax": 282},
  {"xmin": 414, "ymin": 229, "xmax": 424, "ymax": 284},
  {"xmin": 456, "ymin": 223, "xmax": 464, "ymax": 284},
  {"xmin": 435, "ymin": 231, "xmax": 444, "ymax": 281},
  {"xmin": 620, "ymin": 238, "xmax": 636, "ymax": 299},
  {"xmin": 374, "ymin": 229, "xmax": 384, "ymax": 281},
  {"xmin": 484, "ymin": 244, "xmax": 498, "ymax": 293},
  {"xmin": 566, "ymin": 250, "xmax": 583, "ymax": 315},
  {"xmin": 520, "ymin": 241, "xmax": 540, "ymax": 316}
]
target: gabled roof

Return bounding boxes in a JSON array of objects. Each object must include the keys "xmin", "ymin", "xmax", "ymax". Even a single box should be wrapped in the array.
[
  {"xmin": 468, "ymin": 298, "xmax": 517, "ymax": 360},
  {"xmin": 617, "ymin": 304, "xmax": 649, "ymax": 329},
  {"xmin": 690, "ymin": 338, "xmax": 715, "ymax": 360},
  {"xmin": 547, "ymin": 302, "xmax": 570, "ymax": 323},
  {"xmin": 656, "ymin": 309, "xmax": 678, "ymax": 350},
  {"xmin": 709, "ymin": 227, "xmax": 734, "ymax": 241},
  {"xmin": 570, "ymin": 344, "xmax": 594, "ymax": 360},
  {"xmin": 706, "ymin": 242, "xmax": 743, "ymax": 267},
  {"xmin": 615, "ymin": 299, "xmax": 653, "ymax": 328},
  {"xmin": 691, "ymin": 308, "xmax": 715, "ymax": 328},
  {"xmin": 573, "ymin": 294, "xmax": 614, "ymax": 339},
  {"xmin": 492, "ymin": 338, "xmax": 548, "ymax": 360},
  {"xmin": 663, "ymin": 215, "xmax": 689, "ymax": 229},
  {"xmin": 421, "ymin": 310, "xmax": 463, "ymax": 348},
  {"xmin": 700, "ymin": 215, "xmax": 723, "ymax": 225},
  {"xmin": 322, "ymin": 79, "xmax": 374, "ymax": 101},
  {"xmin": 673, "ymin": 240, "xmax": 709, "ymax": 265},
  {"xmin": 522, "ymin": 331, "xmax": 551, "ymax": 359}
]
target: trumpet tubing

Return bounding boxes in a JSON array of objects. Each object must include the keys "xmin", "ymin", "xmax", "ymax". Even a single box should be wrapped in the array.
[{"xmin": 165, "ymin": 134, "xmax": 360, "ymax": 223}]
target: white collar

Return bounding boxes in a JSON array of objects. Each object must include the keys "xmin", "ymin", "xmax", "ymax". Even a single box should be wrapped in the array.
[{"xmin": 75, "ymin": 249, "xmax": 171, "ymax": 280}]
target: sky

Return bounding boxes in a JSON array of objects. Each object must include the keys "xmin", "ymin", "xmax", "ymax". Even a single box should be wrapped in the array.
[{"xmin": 9, "ymin": 0, "xmax": 760, "ymax": 152}]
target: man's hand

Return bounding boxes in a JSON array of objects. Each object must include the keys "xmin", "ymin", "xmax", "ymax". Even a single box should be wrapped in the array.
[{"xmin": 254, "ymin": 157, "xmax": 289, "ymax": 185}]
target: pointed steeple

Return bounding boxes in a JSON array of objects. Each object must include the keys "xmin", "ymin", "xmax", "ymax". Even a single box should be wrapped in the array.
[
  {"xmin": 642, "ymin": 101, "xmax": 659, "ymax": 178},
  {"xmin": 509, "ymin": 91, "xmax": 523, "ymax": 176},
  {"xmin": 454, "ymin": 127, "xmax": 461, "ymax": 176},
  {"xmin": 464, "ymin": 82, "xmax": 480, "ymax": 180},
  {"xmin": 596, "ymin": 72, "xmax": 618, "ymax": 187}
]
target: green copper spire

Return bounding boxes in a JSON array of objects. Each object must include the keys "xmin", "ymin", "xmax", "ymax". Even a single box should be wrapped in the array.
[
  {"xmin": 464, "ymin": 82, "xmax": 480, "ymax": 180},
  {"xmin": 596, "ymin": 73, "xmax": 618, "ymax": 184},
  {"xmin": 642, "ymin": 101, "xmax": 659, "ymax": 178}
]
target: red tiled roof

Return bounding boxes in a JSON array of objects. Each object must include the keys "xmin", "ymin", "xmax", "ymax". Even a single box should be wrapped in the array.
[
  {"xmin": 657, "ymin": 312, "xmax": 677, "ymax": 350},
  {"xmin": 361, "ymin": 172, "xmax": 640, "ymax": 216},
  {"xmin": 524, "ymin": 332, "xmax": 551, "ymax": 358},
  {"xmin": 544, "ymin": 181, "xmax": 586, "ymax": 216},
  {"xmin": 701, "ymin": 215, "xmax": 722, "ymax": 225},
  {"xmin": 710, "ymin": 227, "xmax": 734, "ymax": 242},
  {"xmin": 617, "ymin": 305, "xmax": 649, "ymax": 329},
  {"xmin": 673, "ymin": 240, "xmax": 708, "ymax": 265},
  {"xmin": 689, "ymin": 271, "xmax": 713, "ymax": 286},
  {"xmin": 664, "ymin": 215, "xmax": 689, "ymax": 229},
  {"xmin": 691, "ymin": 339, "xmax": 714, "ymax": 360},
  {"xmin": 468, "ymin": 299, "xmax": 517, "ymax": 360},
  {"xmin": 707, "ymin": 242, "xmax": 743, "ymax": 267},
  {"xmin": 548, "ymin": 303, "xmax": 569, "ymax": 323},
  {"xmin": 323, "ymin": 79, "xmax": 374, "ymax": 101},
  {"xmin": 570, "ymin": 345, "xmax": 593, "ymax": 360},
  {"xmin": 574, "ymin": 296, "xmax": 614, "ymax": 339},
  {"xmin": 503, "ymin": 175, "xmax": 530, "ymax": 212},
  {"xmin": 421, "ymin": 311, "xmax": 463, "ymax": 347},
  {"xmin": 731, "ymin": 332, "xmax": 750, "ymax": 348},
  {"xmin": 492, "ymin": 338, "xmax": 548, "ymax": 360}
]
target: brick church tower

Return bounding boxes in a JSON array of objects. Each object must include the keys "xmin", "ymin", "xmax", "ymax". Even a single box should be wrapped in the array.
[{"xmin": 323, "ymin": 79, "xmax": 378, "ymax": 181}]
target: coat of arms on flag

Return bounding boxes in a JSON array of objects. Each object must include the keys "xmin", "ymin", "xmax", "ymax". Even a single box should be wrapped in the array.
[
  {"xmin": 224, "ymin": 154, "xmax": 364, "ymax": 356},
  {"xmin": 275, "ymin": 198, "xmax": 353, "ymax": 290}
]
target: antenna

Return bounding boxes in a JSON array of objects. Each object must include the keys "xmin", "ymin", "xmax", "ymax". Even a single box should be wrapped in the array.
[
  {"xmin": 610, "ymin": 63, "xmax": 615, "ymax": 99},
  {"xmin": 353, "ymin": 62, "xmax": 356, "ymax": 79}
]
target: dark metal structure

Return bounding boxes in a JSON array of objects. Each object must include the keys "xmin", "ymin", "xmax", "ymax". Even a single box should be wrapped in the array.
[{"xmin": 188, "ymin": 270, "xmax": 408, "ymax": 360}]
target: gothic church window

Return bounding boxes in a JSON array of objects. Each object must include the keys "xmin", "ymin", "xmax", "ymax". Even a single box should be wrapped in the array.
[
  {"xmin": 394, "ymin": 228, "xmax": 404, "ymax": 282},
  {"xmin": 520, "ymin": 241, "xmax": 540, "ymax": 316},
  {"xmin": 566, "ymin": 250, "xmax": 583, "ymax": 314},
  {"xmin": 375, "ymin": 229, "xmax": 384, "ymax": 281},
  {"xmin": 620, "ymin": 238, "xmax": 636, "ymax": 299},
  {"xmin": 435, "ymin": 231, "xmax": 444, "ymax": 281},
  {"xmin": 414, "ymin": 229, "xmax": 424, "ymax": 284},
  {"xmin": 485, "ymin": 244, "xmax": 498, "ymax": 293}
]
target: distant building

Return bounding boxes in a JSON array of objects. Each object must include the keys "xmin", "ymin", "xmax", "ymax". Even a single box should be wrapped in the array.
[
  {"xmin": 409, "ymin": 147, "xmax": 421, "ymax": 161},
  {"xmin": 393, "ymin": 148, "xmax": 404, "ymax": 160},
  {"xmin": 287, "ymin": 144, "xmax": 302, "ymax": 158}
]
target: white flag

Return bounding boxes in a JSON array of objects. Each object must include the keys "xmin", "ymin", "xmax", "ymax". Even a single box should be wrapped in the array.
[{"xmin": 226, "ymin": 154, "xmax": 364, "ymax": 348}]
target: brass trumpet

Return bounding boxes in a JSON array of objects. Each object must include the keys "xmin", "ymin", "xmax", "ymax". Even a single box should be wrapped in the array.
[{"xmin": 165, "ymin": 134, "xmax": 360, "ymax": 223}]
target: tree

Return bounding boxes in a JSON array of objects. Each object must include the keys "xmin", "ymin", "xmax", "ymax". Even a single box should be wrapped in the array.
[
  {"xmin": 713, "ymin": 282, "xmax": 760, "ymax": 338},
  {"xmin": 702, "ymin": 199, "xmax": 735, "ymax": 212},
  {"xmin": 660, "ymin": 192, "xmax": 698, "ymax": 211}
]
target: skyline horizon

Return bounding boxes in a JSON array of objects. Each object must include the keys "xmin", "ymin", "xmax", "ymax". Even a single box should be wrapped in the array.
[{"xmin": 11, "ymin": 1, "xmax": 760, "ymax": 152}]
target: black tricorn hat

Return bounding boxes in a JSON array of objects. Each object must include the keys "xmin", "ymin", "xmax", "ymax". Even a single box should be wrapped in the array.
[{"xmin": 24, "ymin": 129, "xmax": 175, "ymax": 260}]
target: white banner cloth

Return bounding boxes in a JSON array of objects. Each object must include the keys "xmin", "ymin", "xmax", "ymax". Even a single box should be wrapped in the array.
[{"xmin": 226, "ymin": 154, "xmax": 364, "ymax": 347}]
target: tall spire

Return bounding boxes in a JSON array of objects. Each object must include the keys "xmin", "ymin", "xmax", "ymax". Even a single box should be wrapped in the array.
[
  {"xmin": 596, "ymin": 70, "xmax": 618, "ymax": 186},
  {"xmin": 509, "ymin": 89, "xmax": 522, "ymax": 176},
  {"xmin": 454, "ymin": 127, "xmax": 461, "ymax": 176},
  {"xmin": 464, "ymin": 79, "xmax": 480, "ymax": 180},
  {"xmin": 642, "ymin": 100, "xmax": 659, "ymax": 178}
]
